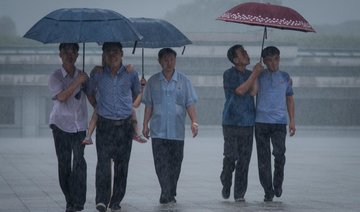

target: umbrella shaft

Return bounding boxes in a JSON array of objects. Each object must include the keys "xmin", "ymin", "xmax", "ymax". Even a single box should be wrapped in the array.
[
  {"xmin": 260, "ymin": 27, "xmax": 267, "ymax": 62},
  {"xmin": 82, "ymin": 43, "xmax": 85, "ymax": 72}
]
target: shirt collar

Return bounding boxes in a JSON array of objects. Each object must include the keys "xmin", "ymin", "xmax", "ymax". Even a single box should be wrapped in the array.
[
  {"xmin": 61, "ymin": 66, "xmax": 78, "ymax": 78},
  {"xmin": 159, "ymin": 69, "xmax": 178, "ymax": 82},
  {"xmin": 103, "ymin": 65, "xmax": 125, "ymax": 75}
]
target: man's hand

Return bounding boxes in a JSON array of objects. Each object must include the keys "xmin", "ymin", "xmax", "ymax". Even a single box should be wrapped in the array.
[
  {"xmin": 289, "ymin": 121, "xmax": 296, "ymax": 137},
  {"xmin": 76, "ymin": 72, "xmax": 88, "ymax": 84},
  {"xmin": 125, "ymin": 64, "xmax": 134, "ymax": 72},
  {"xmin": 252, "ymin": 62, "xmax": 264, "ymax": 77},
  {"xmin": 142, "ymin": 126, "xmax": 150, "ymax": 139},
  {"xmin": 140, "ymin": 76, "xmax": 147, "ymax": 87},
  {"xmin": 191, "ymin": 122, "xmax": 199, "ymax": 138}
]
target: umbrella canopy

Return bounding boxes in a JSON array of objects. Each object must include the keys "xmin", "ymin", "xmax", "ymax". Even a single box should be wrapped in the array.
[
  {"xmin": 24, "ymin": 8, "xmax": 143, "ymax": 44},
  {"xmin": 217, "ymin": 2, "xmax": 315, "ymax": 59},
  {"xmin": 123, "ymin": 17, "xmax": 192, "ymax": 48},
  {"xmin": 23, "ymin": 8, "xmax": 143, "ymax": 72},
  {"xmin": 122, "ymin": 17, "xmax": 192, "ymax": 77},
  {"xmin": 217, "ymin": 2, "xmax": 315, "ymax": 32}
]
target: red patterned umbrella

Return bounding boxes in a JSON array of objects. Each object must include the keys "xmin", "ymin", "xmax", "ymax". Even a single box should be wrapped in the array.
[{"xmin": 217, "ymin": 2, "xmax": 315, "ymax": 58}]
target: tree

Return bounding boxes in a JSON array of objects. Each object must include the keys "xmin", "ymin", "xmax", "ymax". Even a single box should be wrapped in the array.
[{"xmin": 0, "ymin": 16, "xmax": 17, "ymax": 37}]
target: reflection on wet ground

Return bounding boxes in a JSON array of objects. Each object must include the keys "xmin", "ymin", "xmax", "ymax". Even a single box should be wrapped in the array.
[{"xmin": 0, "ymin": 126, "xmax": 359, "ymax": 211}]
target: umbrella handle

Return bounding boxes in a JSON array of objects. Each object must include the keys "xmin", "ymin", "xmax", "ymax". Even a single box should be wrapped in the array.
[
  {"xmin": 142, "ymin": 48, "xmax": 144, "ymax": 78},
  {"xmin": 182, "ymin": 46, "xmax": 186, "ymax": 55}
]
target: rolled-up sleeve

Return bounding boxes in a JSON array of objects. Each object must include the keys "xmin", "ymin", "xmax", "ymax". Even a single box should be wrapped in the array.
[
  {"xmin": 48, "ymin": 72, "xmax": 63, "ymax": 100},
  {"xmin": 185, "ymin": 78, "xmax": 198, "ymax": 107},
  {"xmin": 141, "ymin": 79, "xmax": 153, "ymax": 107}
]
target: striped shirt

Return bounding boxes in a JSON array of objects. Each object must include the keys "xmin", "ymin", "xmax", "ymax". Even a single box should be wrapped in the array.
[{"xmin": 87, "ymin": 65, "xmax": 141, "ymax": 120}]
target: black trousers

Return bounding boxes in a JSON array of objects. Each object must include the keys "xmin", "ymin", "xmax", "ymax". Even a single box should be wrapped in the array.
[
  {"xmin": 152, "ymin": 138, "xmax": 184, "ymax": 201},
  {"xmin": 220, "ymin": 125, "xmax": 253, "ymax": 199},
  {"xmin": 51, "ymin": 124, "xmax": 87, "ymax": 208},
  {"xmin": 255, "ymin": 123, "xmax": 286, "ymax": 197},
  {"xmin": 95, "ymin": 115, "xmax": 134, "ymax": 208}
]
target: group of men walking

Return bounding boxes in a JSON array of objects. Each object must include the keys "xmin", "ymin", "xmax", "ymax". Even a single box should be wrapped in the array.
[{"xmin": 48, "ymin": 42, "xmax": 295, "ymax": 212}]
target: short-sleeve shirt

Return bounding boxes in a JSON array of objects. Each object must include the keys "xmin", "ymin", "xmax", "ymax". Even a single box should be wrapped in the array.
[
  {"xmin": 48, "ymin": 67, "xmax": 88, "ymax": 133},
  {"xmin": 255, "ymin": 69, "xmax": 294, "ymax": 124},
  {"xmin": 142, "ymin": 70, "xmax": 198, "ymax": 140},
  {"xmin": 222, "ymin": 67, "xmax": 256, "ymax": 126},
  {"xmin": 87, "ymin": 65, "xmax": 141, "ymax": 120}
]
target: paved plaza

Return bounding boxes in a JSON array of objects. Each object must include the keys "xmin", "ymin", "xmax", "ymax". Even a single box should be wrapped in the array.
[{"xmin": 1, "ymin": 126, "xmax": 359, "ymax": 212}]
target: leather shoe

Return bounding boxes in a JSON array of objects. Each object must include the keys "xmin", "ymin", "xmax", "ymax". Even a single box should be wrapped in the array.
[
  {"xmin": 274, "ymin": 186, "xmax": 282, "ymax": 197},
  {"xmin": 222, "ymin": 186, "xmax": 230, "ymax": 199}
]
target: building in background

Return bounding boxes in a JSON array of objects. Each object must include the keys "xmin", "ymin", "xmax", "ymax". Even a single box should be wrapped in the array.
[{"xmin": 1, "ymin": 41, "xmax": 360, "ymax": 137}]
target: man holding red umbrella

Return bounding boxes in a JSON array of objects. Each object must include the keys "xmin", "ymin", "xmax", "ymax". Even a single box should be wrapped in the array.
[{"xmin": 220, "ymin": 44, "xmax": 263, "ymax": 202}]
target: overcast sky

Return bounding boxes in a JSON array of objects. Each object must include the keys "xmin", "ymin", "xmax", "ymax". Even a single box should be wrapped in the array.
[{"xmin": 1, "ymin": 0, "xmax": 360, "ymax": 36}]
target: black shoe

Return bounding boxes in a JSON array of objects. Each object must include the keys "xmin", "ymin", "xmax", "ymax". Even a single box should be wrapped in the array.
[
  {"xmin": 222, "ymin": 186, "xmax": 230, "ymax": 199},
  {"xmin": 160, "ymin": 195, "xmax": 175, "ymax": 204},
  {"xmin": 235, "ymin": 197, "xmax": 245, "ymax": 202},
  {"xmin": 274, "ymin": 186, "xmax": 282, "ymax": 197},
  {"xmin": 264, "ymin": 193, "xmax": 274, "ymax": 202},
  {"xmin": 73, "ymin": 205, "xmax": 84, "ymax": 211},
  {"xmin": 159, "ymin": 196, "xmax": 169, "ymax": 204},
  {"xmin": 65, "ymin": 203, "xmax": 74, "ymax": 212},
  {"xmin": 96, "ymin": 203, "xmax": 107, "ymax": 212},
  {"xmin": 110, "ymin": 204, "xmax": 121, "ymax": 212}
]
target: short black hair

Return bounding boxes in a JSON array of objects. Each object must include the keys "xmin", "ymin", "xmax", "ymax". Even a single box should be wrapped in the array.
[
  {"xmin": 227, "ymin": 44, "xmax": 244, "ymax": 64},
  {"xmin": 261, "ymin": 46, "xmax": 280, "ymax": 58},
  {"xmin": 59, "ymin": 43, "xmax": 79, "ymax": 52},
  {"xmin": 158, "ymin": 48, "xmax": 177, "ymax": 60},
  {"xmin": 102, "ymin": 42, "xmax": 123, "ymax": 51}
]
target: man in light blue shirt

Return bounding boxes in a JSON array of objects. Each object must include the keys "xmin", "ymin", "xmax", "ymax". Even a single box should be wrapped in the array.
[
  {"xmin": 255, "ymin": 46, "xmax": 296, "ymax": 202},
  {"xmin": 142, "ymin": 48, "xmax": 198, "ymax": 204}
]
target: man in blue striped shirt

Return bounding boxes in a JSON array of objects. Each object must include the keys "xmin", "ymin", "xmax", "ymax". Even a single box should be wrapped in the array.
[
  {"xmin": 87, "ymin": 42, "xmax": 141, "ymax": 212},
  {"xmin": 142, "ymin": 48, "xmax": 198, "ymax": 204}
]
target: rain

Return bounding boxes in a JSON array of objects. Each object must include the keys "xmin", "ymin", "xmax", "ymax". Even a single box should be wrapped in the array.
[{"xmin": 1, "ymin": 0, "xmax": 360, "ymax": 211}]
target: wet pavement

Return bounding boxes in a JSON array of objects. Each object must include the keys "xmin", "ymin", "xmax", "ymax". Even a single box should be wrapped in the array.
[{"xmin": 1, "ymin": 126, "xmax": 359, "ymax": 212}]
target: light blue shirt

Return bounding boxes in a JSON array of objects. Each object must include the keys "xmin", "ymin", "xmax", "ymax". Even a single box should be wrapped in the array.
[
  {"xmin": 256, "ymin": 69, "xmax": 293, "ymax": 124},
  {"xmin": 142, "ymin": 70, "xmax": 198, "ymax": 140},
  {"xmin": 87, "ymin": 65, "xmax": 141, "ymax": 120}
]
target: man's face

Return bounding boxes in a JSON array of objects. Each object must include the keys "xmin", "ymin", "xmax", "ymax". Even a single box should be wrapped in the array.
[
  {"xmin": 263, "ymin": 55, "xmax": 280, "ymax": 72},
  {"xmin": 103, "ymin": 46, "xmax": 123, "ymax": 68},
  {"xmin": 234, "ymin": 48, "xmax": 250, "ymax": 66},
  {"xmin": 59, "ymin": 46, "xmax": 78, "ymax": 66},
  {"xmin": 159, "ymin": 54, "xmax": 176, "ymax": 72}
]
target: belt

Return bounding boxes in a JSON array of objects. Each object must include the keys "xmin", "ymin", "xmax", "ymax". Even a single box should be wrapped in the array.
[{"xmin": 98, "ymin": 115, "xmax": 131, "ymax": 126}]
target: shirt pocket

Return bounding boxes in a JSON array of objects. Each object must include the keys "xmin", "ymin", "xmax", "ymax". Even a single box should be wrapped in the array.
[
  {"xmin": 175, "ymin": 85, "xmax": 185, "ymax": 106},
  {"xmin": 152, "ymin": 87, "xmax": 162, "ymax": 104}
]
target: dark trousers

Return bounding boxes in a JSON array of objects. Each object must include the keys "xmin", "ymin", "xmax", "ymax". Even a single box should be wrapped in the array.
[
  {"xmin": 220, "ymin": 125, "xmax": 253, "ymax": 199},
  {"xmin": 51, "ymin": 124, "xmax": 87, "ymax": 208},
  {"xmin": 95, "ymin": 115, "xmax": 133, "ymax": 208},
  {"xmin": 255, "ymin": 123, "xmax": 286, "ymax": 197},
  {"xmin": 152, "ymin": 138, "xmax": 184, "ymax": 201}
]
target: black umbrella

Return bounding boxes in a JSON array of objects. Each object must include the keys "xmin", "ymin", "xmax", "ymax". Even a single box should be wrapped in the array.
[
  {"xmin": 23, "ymin": 8, "xmax": 143, "ymax": 72},
  {"xmin": 122, "ymin": 17, "xmax": 192, "ymax": 79}
]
